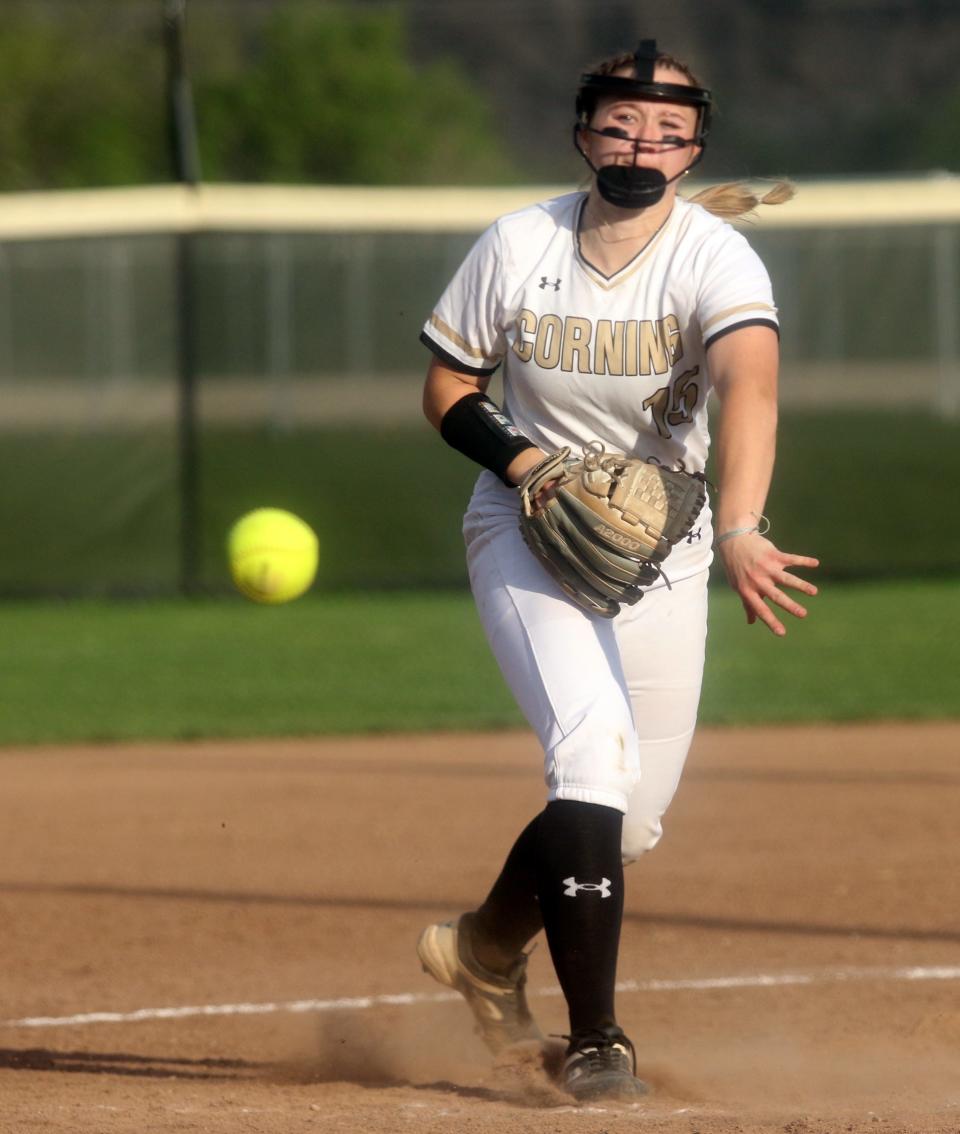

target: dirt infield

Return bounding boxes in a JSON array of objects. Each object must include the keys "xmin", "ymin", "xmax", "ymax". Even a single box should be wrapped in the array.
[{"xmin": 1, "ymin": 722, "xmax": 958, "ymax": 1134}]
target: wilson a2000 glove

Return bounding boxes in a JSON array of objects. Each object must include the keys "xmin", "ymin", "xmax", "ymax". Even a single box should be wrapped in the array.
[{"xmin": 518, "ymin": 443, "xmax": 706, "ymax": 618}]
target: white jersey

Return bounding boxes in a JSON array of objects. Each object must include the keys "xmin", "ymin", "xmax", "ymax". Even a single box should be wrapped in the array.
[{"xmin": 421, "ymin": 190, "xmax": 778, "ymax": 580}]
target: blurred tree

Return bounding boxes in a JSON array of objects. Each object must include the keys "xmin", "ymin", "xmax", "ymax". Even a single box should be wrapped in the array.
[
  {"xmin": 0, "ymin": 9, "xmax": 165, "ymax": 189},
  {"xmin": 0, "ymin": 2, "xmax": 517, "ymax": 190},
  {"xmin": 195, "ymin": 6, "xmax": 517, "ymax": 184}
]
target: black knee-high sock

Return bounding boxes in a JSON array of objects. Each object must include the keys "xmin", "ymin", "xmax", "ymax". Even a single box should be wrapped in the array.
[
  {"xmin": 536, "ymin": 799, "xmax": 624, "ymax": 1036},
  {"xmin": 469, "ymin": 813, "xmax": 545, "ymax": 970}
]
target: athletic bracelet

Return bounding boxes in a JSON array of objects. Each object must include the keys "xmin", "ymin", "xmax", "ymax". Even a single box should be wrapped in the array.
[
  {"xmin": 439, "ymin": 392, "xmax": 538, "ymax": 486},
  {"xmin": 714, "ymin": 514, "xmax": 771, "ymax": 546}
]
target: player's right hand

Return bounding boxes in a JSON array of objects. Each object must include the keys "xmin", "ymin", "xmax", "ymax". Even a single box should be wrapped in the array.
[{"xmin": 717, "ymin": 533, "xmax": 819, "ymax": 637}]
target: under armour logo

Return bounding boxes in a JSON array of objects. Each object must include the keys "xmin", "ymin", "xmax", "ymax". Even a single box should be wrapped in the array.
[
  {"xmin": 686, "ymin": 527, "xmax": 703, "ymax": 545},
  {"xmin": 539, "ymin": 277, "xmax": 561, "ymax": 290},
  {"xmin": 563, "ymin": 876, "xmax": 612, "ymax": 898}
]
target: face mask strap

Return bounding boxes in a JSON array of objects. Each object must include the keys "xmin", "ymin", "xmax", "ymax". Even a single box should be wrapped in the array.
[
  {"xmin": 633, "ymin": 39, "xmax": 658, "ymax": 82},
  {"xmin": 583, "ymin": 123, "xmax": 695, "ymax": 151},
  {"xmin": 572, "ymin": 123, "xmax": 705, "ymax": 210}
]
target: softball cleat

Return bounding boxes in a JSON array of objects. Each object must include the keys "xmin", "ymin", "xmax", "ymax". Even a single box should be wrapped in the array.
[
  {"xmin": 416, "ymin": 915, "xmax": 543, "ymax": 1054},
  {"xmin": 561, "ymin": 1025, "xmax": 649, "ymax": 1102}
]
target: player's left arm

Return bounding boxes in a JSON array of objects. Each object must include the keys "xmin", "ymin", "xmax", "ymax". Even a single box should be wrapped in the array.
[{"xmin": 709, "ymin": 324, "xmax": 819, "ymax": 636}]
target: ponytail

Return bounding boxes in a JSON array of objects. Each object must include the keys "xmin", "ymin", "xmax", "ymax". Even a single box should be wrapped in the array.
[{"xmin": 686, "ymin": 179, "xmax": 796, "ymax": 220}]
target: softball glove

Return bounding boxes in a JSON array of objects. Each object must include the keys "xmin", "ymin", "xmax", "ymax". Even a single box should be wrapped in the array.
[{"xmin": 518, "ymin": 443, "xmax": 706, "ymax": 618}]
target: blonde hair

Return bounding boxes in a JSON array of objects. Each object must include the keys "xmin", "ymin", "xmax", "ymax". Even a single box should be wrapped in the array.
[{"xmin": 685, "ymin": 179, "xmax": 796, "ymax": 220}]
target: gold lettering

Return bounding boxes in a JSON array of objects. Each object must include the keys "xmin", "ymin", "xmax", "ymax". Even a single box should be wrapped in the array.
[
  {"xmin": 561, "ymin": 317, "xmax": 592, "ymax": 373},
  {"xmin": 594, "ymin": 320, "xmax": 624, "ymax": 376},
  {"xmin": 624, "ymin": 320, "xmax": 639, "ymax": 376},
  {"xmin": 512, "ymin": 308, "xmax": 536, "ymax": 362},
  {"xmin": 663, "ymin": 313, "xmax": 683, "ymax": 364},
  {"xmin": 533, "ymin": 314, "xmax": 563, "ymax": 369},
  {"xmin": 639, "ymin": 319, "xmax": 669, "ymax": 376},
  {"xmin": 516, "ymin": 311, "xmax": 684, "ymax": 379}
]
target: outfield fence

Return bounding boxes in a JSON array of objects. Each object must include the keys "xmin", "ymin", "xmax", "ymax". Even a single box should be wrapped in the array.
[{"xmin": 1, "ymin": 178, "xmax": 958, "ymax": 596}]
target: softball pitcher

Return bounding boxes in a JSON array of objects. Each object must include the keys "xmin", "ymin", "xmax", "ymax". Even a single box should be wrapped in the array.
[{"xmin": 416, "ymin": 40, "xmax": 818, "ymax": 1102}]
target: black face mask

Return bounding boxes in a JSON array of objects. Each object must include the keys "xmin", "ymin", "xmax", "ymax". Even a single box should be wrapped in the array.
[
  {"xmin": 574, "ymin": 125, "xmax": 702, "ymax": 210},
  {"xmin": 596, "ymin": 164, "xmax": 674, "ymax": 209}
]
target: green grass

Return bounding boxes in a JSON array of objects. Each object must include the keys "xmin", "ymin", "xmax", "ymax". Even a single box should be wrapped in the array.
[
  {"xmin": 0, "ymin": 578, "xmax": 956, "ymax": 747},
  {"xmin": 701, "ymin": 577, "xmax": 958, "ymax": 723}
]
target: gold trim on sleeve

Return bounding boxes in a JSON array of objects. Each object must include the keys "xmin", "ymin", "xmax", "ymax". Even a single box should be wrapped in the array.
[
  {"xmin": 701, "ymin": 302, "xmax": 778, "ymax": 333},
  {"xmin": 429, "ymin": 313, "xmax": 489, "ymax": 360}
]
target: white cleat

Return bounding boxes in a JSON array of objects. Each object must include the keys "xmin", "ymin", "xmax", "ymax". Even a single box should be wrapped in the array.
[{"xmin": 416, "ymin": 916, "xmax": 543, "ymax": 1054}]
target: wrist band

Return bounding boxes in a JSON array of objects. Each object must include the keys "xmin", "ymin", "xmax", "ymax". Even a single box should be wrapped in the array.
[
  {"xmin": 715, "ymin": 514, "xmax": 770, "ymax": 546},
  {"xmin": 439, "ymin": 392, "xmax": 537, "ymax": 486}
]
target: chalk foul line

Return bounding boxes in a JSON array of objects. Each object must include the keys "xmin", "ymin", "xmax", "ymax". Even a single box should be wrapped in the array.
[{"xmin": 3, "ymin": 964, "xmax": 959, "ymax": 1030}]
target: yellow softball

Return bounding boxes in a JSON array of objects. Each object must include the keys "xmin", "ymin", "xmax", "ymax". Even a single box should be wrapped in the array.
[{"xmin": 227, "ymin": 508, "xmax": 319, "ymax": 604}]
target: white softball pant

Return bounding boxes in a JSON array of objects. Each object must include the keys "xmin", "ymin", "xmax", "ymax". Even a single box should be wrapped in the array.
[{"xmin": 464, "ymin": 489, "xmax": 708, "ymax": 865}]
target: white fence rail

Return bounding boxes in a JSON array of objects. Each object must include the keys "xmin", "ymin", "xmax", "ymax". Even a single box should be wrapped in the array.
[{"xmin": 1, "ymin": 177, "xmax": 957, "ymax": 420}]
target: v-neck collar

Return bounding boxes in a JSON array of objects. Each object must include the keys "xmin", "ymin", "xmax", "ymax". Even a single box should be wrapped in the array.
[{"xmin": 573, "ymin": 195, "xmax": 676, "ymax": 291}]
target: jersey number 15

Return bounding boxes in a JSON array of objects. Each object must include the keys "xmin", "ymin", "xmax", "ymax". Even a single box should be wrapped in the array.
[{"xmin": 642, "ymin": 366, "xmax": 700, "ymax": 440}]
